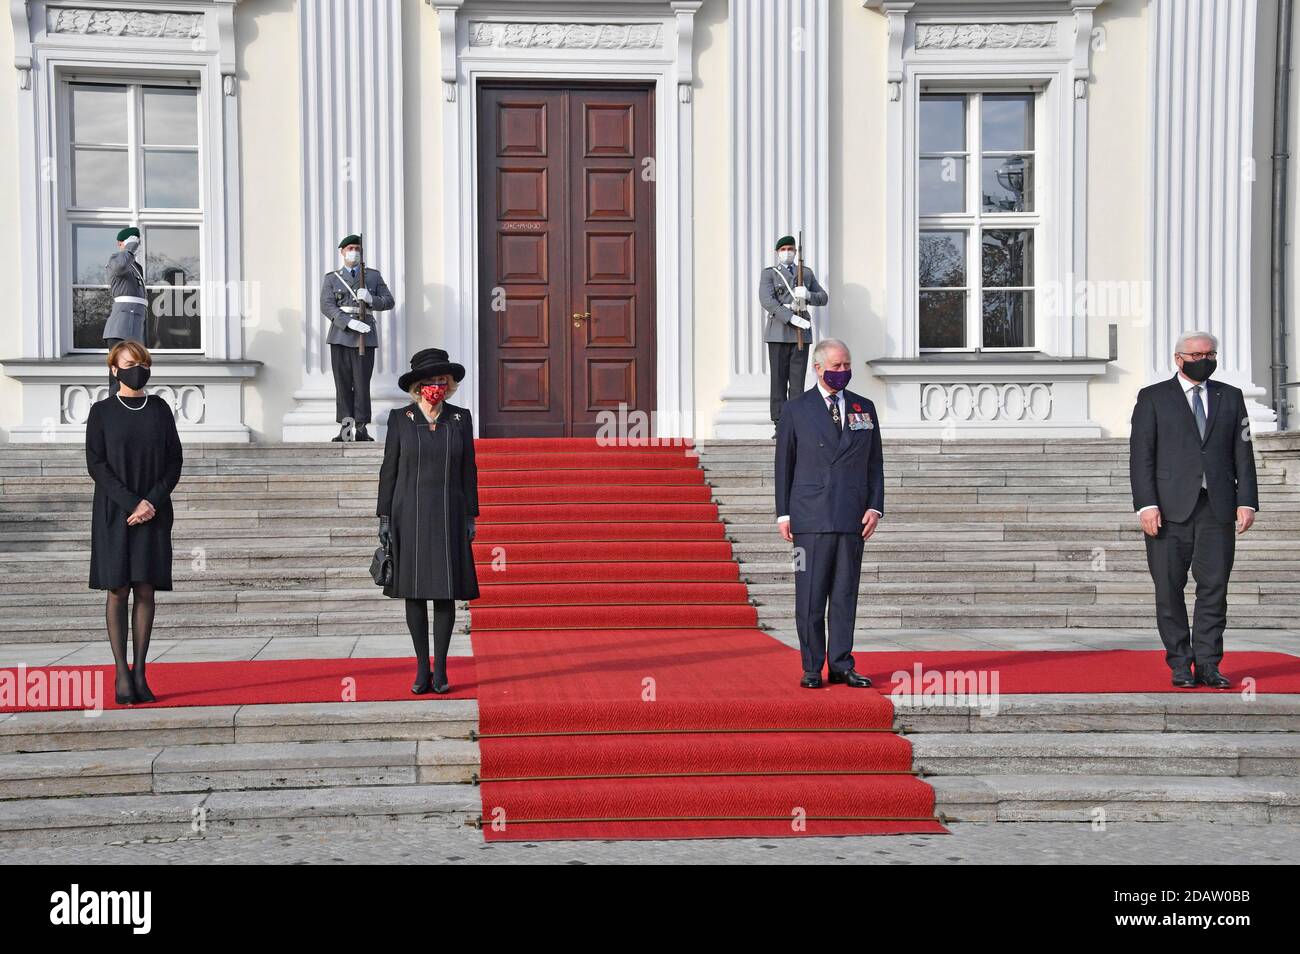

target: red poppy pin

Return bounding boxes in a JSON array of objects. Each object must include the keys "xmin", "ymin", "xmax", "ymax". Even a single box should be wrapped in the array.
[{"xmin": 852, "ymin": 403, "xmax": 862, "ymax": 412}]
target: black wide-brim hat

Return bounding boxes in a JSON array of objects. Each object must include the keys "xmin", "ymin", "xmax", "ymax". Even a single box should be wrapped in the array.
[{"xmin": 398, "ymin": 348, "xmax": 466, "ymax": 393}]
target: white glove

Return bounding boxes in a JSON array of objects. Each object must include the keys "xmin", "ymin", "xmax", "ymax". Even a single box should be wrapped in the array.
[
  {"xmin": 123, "ymin": 238, "xmax": 140, "ymax": 252},
  {"xmin": 355, "ymin": 287, "xmax": 374, "ymax": 305},
  {"xmin": 790, "ymin": 316, "xmax": 811, "ymax": 330},
  {"xmin": 792, "ymin": 285, "xmax": 809, "ymax": 301},
  {"xmin": 346, "ymin": 318, "xmax": 370, "ymax": 334}
]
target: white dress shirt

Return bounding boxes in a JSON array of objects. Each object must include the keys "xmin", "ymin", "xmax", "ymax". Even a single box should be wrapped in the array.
[
  {"xmin": 777, "ymin": 382, "xmax": 883, "ymax": 525},
  {"xmin": 1136, "ymin": 374, "xmax": 1254, "ymax": 515}
]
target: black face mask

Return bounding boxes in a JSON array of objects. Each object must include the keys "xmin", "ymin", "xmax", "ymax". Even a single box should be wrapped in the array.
[
  {"xmin": 116, "ymin": 365, "xmax": 151, "ymax": 390},
  {"xmin": 1180, "ymin": 357, "xmax": 1217, "ymax": 382}
]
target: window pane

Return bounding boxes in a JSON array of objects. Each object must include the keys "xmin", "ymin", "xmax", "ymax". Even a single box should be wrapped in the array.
[
  {"xmin": 982, "ymin": 290, "xmax": 1034, "ymax": 348},
  {"xmin": 72, "ymin": 288, "xmax": 112, "ymax": 348},
  {"xmin": 73, "ymin": 224, "xmax": 122, "ymax": 285},
  {"xmin": 71, "ymin": 85, "xmax": 127, "ymax": 143},
  {"xmin": 143, "ymin": 88, "xmax": 198, "ymax": 145},
  {"xmin": 920, "ymin": 95, "xmax": 965, "ymax": 152},
  {"xmin": 982, "ymin": 94, "xmax": 1033, "ymax": 151},
  {"xmin": 72, "ymin": 147, "xmax": 129, "ymax": 207},
  {"xmin": 919, "ymin": 230, "xmax": 966, "ymax": 287},
  {"xmin": 982, "ymin": 155, "xmax": 1033, "ymax": 212},
  {"xmin": 147, "ymin": 288, "xmax": 202, "ymax": 349},
  {"xmin": 919, "ymin": 158, "xmax": 965, "ymax": 214},
  {"xmin": 144, "ymin": 150, "xmax": 200, "ymax": 208},
  {"xmin": 144, "ymin": 227, "xmax": 200, "ymax": 284},
  {"xmin": 920, "ymin": 291, "xmax": 967, "ymax": 348},
  {"xmin": 982, "ymin": 230, "xmax": 1033, "ymax": 287}
]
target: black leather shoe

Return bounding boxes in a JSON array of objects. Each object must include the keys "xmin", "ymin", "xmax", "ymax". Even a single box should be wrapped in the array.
[
  {"xmin": 1171, "ymin": 668, "xmax": 1196, "ymax": 688},
  {"xmin": 132, "ymin": 679, "xmax": 156, "ymax": 704},
  {"xmin": 331, "ymin": 424, "xmax": 348, "ymax": 442},
  {"xmin": 356, "ymin": 425, "xmax": 374, "ymax": 442},
  {"xmin": 431, "ymin": 680, "xmax": 451, "ymax": 695},
  {"xmin": 411, "ymin": 675, "xmax": 433, "ymax": 695},
  {"xmin": 828, "ymin": 669, "xmax": 872, "ymax": 688},
  {"xmin": 800, "ymin": 672, "xmax": 822, "ymax": 689},
  {"xmin": 1195, "ymin": 664, "xmax": 1231, "ymax": 689}
]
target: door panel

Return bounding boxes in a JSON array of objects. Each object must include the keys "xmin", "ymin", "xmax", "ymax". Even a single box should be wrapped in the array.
[{"xmin": 478, "ymin": 84, "xmax": 655, "ymax": 438}]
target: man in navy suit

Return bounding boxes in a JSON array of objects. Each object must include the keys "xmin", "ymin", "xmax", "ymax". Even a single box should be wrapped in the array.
[
  {"xmin": 1130, "ymin": 330, "xmax": 1259, "ymax": 689},
  {"xmin": 775, "ymin": 338, "xmax": 883, "ymax": 689}
]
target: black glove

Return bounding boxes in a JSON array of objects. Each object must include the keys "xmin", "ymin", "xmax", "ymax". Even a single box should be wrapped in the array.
[
  {"xmin": 467, "ymin": 518, "xmax": 476, "ymax": 542},
  {"xmin": 378, "ymin": 515, "xmax": 391, "ymax": 549}
]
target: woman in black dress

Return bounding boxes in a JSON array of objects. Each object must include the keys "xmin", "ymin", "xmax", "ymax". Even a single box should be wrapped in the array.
[
  {"xmin": 377, "ymin": 349, "xmax": 480, "ymax": 694},
  {"xmin": 86, "ymin": 341, "xmax": 183, "ymax": 704}
]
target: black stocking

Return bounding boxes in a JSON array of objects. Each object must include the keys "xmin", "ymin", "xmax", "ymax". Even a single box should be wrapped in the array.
[
  {"xmin": 105, "ymin": 586, "xmax": 132, "ymax": 701},
  {"xmin": 405, "ymin": 599, "xmax": 431, "ymax": 684},
  {"xmin": 432, "ymin": 599, "xmax": 455, "ymax": 685},
  {"xmin": 131, "ymin": 583, "xmax": 156, "ymax": 701}
]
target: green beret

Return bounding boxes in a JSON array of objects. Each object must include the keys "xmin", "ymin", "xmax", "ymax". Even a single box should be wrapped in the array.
[
  {"xmin": 775, "ymin": 235, "xmax": 796, "ymax": 250},
  {"xmin": 117, "ymin": 227, "xmax": 140, "ymax": 242},
  {"xmin": 338, "ymin": 234, "xmax": 362, "ymax": 249}
]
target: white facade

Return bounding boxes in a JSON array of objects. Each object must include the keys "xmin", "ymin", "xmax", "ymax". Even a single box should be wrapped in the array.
[{"xmin": 0, "ymin": 0, "xmax": 1295, "ymax": 441}]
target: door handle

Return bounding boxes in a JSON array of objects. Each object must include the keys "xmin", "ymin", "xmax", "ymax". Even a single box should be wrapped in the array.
[{"xmin": 572, "ymin": 311, "xmax": 591, "ymax": 327}]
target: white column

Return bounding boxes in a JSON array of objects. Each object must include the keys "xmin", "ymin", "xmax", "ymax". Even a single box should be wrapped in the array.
[
  {"xmin": 1147, "ymin": 0, "xmax": 1276, "ymax": 430},
  {"xmin": 714, "ymin": 0, "xmax": 829, "ymax": 437},
  {"xmin": 282, "ymin": 0, "xmax": 408, "ymax": 441}
]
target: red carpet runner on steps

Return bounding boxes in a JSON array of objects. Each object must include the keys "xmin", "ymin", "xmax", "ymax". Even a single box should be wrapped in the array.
[{"xmin": 467, "ymin": 437, "xmax": 945, "ymax": 841}]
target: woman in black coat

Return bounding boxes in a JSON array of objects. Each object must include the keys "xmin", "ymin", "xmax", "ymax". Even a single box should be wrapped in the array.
[
  {"xmin": 86, "ymin": 341, "xmax": 183, "ymax": 705},
  {"xmin": 377, "ymin": 348, "xmax": 480, "ymax": 694}
]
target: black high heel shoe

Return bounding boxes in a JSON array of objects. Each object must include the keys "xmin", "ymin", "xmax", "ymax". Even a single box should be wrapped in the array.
[
  {"xmin": 411, "ymin": 674, "xmax": 434, "ymax": 695},
  {"xmin": 115, "ymin": 681, "xmax": 137, "ymax": 706},
  {"xmin": 431, "ymin": 679, "xmax": 451, "ymax": 695},
  {"xmin": 132, "ymin": 679, "xmax": 156, "ymax": 704}
]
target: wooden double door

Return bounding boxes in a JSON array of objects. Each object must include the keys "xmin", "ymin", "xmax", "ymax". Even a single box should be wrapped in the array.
[{"xmin": 477, "ymin": 83, "xmax": 656, "ymax": 437}]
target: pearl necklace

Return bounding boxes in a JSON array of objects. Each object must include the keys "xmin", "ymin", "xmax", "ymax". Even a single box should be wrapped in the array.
[{"xmin": 116, "ymin": 393, "xmax": 148, "ymax": 411}]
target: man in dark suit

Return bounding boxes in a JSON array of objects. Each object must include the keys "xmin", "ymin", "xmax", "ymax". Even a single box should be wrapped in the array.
[
  {"xmin": 1130, "ymin": 331, "xmax": 1259, "ymax": 689},
  {"xmin": 775, "ymin": 338, "xmax": 883, "ymax": 689}
]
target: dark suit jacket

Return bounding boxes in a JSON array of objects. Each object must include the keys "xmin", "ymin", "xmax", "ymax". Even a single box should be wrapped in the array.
[
  {"xmin": 775, "ymin": 386, "xmax": 884, "ymax": 532},
  {"xmin": 1129, "ymin": 375, "xmax": 1260, "ymax": 523}
]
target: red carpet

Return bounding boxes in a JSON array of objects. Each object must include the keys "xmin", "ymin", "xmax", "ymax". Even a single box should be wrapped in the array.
[
  {"xmin": 862, "ymin": 650, "xmax": 1300, "ymax": 695},
  {"xmin": 468, "ymin": 438, "xmax": 944, "ymax": 841},
  {"xmin": 0, "ymin": 657, "xmax": 476, "ymax": 712}
]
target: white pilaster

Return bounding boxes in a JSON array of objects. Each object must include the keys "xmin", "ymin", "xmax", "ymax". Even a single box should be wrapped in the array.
[
  {"xmin": 714, "ymin": 0, "xmax": 830, "ymax": 437},
  {"xmin": 282, "ymin": 0, "xmax": 407, "ymax": 441},
  {"xmin": 1147, "ymin": 0, "xmax": 1276, "ymax": 430}
]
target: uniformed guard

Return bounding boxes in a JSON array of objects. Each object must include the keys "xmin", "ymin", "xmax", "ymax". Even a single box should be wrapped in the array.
[
  {"xmin": 104, "ymin": 226, "xmax": 148, "ymax": 397},
  {"xmin": 320, "ymin": 233, "xmax": 395, "ymax": 441},
  {"xmin": 759, "ymin": 233, "xmax": 829, "ymax": 437}
]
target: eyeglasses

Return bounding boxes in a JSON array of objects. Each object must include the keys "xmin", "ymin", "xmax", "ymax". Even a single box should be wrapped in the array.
[{"xmin": 1177, "ymin": 351, "xmax": 1218, "ymax": 360}]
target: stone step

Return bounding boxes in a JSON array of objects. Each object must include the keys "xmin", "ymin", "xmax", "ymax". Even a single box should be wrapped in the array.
[
  {"xmin": 0, "ymin": 701, "xmax": 478, "ymax": 753},
  {"xmin": 0, "ymin": 783, "xmax": 482, "ymax": 847},
  {"xmin": 0, "ymin": 738, "xmax": 480, "ymax": 799},
  {"xmin": 739, "ymin": 560, "xmax": 1300, "ymax": 584},
  {"xmin": 754, "ymin": 602, "xmax": 1300, "ymax": 628},
  {"xmin": 931, "ymin": 774, "xmax": 1300, "ymax": 823},
  {"xmin": 0, "ymin": 609, "xmax": 469, "ymax": 642},
  {"xmin": 910, "ymin": 732, "xmax": 1300, "ymax": 777}
]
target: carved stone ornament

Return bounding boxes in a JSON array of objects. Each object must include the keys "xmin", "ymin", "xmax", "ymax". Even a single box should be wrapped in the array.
[
  {"xmin": 915, "ymin": 22, "xmax": 1057, "ymax": 51},
  {"xmin": 467, "ymin": 21, "xmax": 663, "ymax": 50},
  {"xmin": 46, "ymin": 7, "xmax": 205, "ymax": 39}
]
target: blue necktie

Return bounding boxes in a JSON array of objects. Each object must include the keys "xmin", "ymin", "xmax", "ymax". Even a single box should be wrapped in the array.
[{"xmin": 1192, "ymin": 385, "xmax": 1206, "ymax": 439}]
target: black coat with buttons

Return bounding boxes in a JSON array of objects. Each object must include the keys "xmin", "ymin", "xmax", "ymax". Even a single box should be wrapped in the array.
[{"xmin": 376, "ymin": 401, "xmax": 480, "ymax": 601}]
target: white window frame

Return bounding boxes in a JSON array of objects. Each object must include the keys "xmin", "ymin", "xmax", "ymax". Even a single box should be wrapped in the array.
[
  {"xmin": 874, "ymin": 2, "xmax": 1096, "ymax": 363},
  {"xmin": 61, "ymin": 76, "xmax": 206, "ymax": 354},
  {"xmin": 917, "ymin": 86, "xmax": 1043, "ymax": 353},
  {"xmin": 12, "ymin": 0, "xmax": 243, "ymax": 363}
]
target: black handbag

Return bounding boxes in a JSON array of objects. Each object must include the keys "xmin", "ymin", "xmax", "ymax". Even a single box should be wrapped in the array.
[{"xmin": 369, "ymin": 542, "xmax": 392, "ymax": 587}]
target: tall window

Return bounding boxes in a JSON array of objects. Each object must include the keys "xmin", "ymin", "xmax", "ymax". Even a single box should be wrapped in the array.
[
  {"xmin": 917, "ymin": 91, "xmax": 1037, "ymax": 351},
  {"xmin": 64, "ymin": 80, "xmax": 202, "ymax": 352}
]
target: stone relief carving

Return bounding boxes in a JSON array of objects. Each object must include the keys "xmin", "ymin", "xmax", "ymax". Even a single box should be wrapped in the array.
[
  {"xmin": 468, "ymin": 21, "xmax": 663, "ymax": 50},
  {"xmin": 915, "ymin": 23, "xmax": 1057, "ymax": 51},
  {"xmin": 46, "ymin": 7, "xmax": 205, "ymax": 39}
]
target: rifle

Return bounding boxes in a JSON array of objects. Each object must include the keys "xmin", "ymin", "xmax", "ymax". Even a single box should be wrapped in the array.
[
  {"xmin": 356, "ymin": 235, "xmax": 366, "ymax": 358},
  {"xmin": 794, "ymin": 228, "xmax": 805, "ymax": 351}
]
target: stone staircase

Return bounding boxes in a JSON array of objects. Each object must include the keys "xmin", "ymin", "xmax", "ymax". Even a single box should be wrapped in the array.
[{"xmin": 0, "ymin": 436, "xmax": 1297, "ymax": 845}]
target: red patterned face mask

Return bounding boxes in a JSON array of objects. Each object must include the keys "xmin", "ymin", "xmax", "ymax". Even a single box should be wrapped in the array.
[{"xmin": 420, "ymin": 383, "xmax": 447, "ymax": 405}]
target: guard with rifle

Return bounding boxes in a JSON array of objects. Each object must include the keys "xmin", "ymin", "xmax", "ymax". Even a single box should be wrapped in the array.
[
  {"xmin": 320, "ymin": 233, "xmax": 395, "ymax": 441},
  {"xmin": 759, "ymin": 232, "xmax": 830, "ymax": 437}
]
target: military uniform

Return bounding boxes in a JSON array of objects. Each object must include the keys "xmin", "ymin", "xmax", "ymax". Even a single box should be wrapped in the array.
[
  {"xmin": 759, "ymin": 235, "xmax": 829, "ymax": 428},
  {"xmin": 319, "ymin": 234, "xmax": 395, "ymax": 439},
  {"xmin": 104, "ymin": 226, "xmax": 148, "ymax": 396}
]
